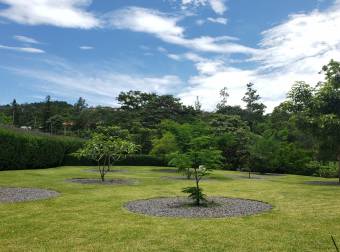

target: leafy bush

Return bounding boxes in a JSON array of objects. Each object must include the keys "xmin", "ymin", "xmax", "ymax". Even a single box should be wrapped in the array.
[
  {"xmin": 307, "ymin": 161, "xmax": 338, "ymax": 178},
  {"xmin": 0, "ymin": 127, "xmax": 83, "ymax": 170}
]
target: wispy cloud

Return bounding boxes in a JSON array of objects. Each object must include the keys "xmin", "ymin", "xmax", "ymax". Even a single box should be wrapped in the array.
[
  {"xmin": 0, "ymin": 44, "xmax": 45, "ymax": 53},
  {"xmin": 79, "ymin": 46, "xmax": 94, "ymax": 50},
  {"xmin": 4, "ymin": 59, "xmax": 184, "ymax": 106},
  {"xmin": 106, "ymin": 7, "xmax": 256, "ymax": 55},
  {"xmin": 207, "ymin": 17, "xmax": 227, "ymax": 24},
  {"xmin": 0, "ymin": 0, "xmax": 100, "ymax": 29},
  {"xmin": 177, "ymin": 1, "xmax": 340, "ymax": 111},
  {"xmin": 13, "ymin": 35, "xmax": 40, "ymax": 44}
]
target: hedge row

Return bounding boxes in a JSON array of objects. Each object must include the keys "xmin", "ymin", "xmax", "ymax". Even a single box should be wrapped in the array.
[{"xmin": 0, "ymin": 127, "xmax": 84, "ymax": 170}]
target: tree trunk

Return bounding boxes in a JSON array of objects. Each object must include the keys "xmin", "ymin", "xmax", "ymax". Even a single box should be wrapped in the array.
[
  {"xmin": 186, "ymin": 168, "xmax": 191, "ymax": 180},
  {"xmin": 194, "ymin": 168, "xmax": 200, "ymax": 206}
]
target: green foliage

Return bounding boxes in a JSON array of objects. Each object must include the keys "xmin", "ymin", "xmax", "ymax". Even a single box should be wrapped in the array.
[
  {"xmin": 150, "ymin": 132, "xmax": 179, "ymax": 157},
  {"xmin": 182, "ymin": 186, "xmax": 206, "ymax": 205},
  {"xmin": 307, "ymin": 161, "xmax": 338, "ymax": 178},
  {"xmin": 0, "ymin": 126, "xmax": 83, "ymax": 170},
  {"xmin": 168, "ymin": 126, "xmax": 222, "ymax": 206},
  {"xmin": 74, "ymin": 126, "xmax": 139, "ymax": 180},
  {"xmin": 0, "ymin": 112, "xmax": 11, "ymax": 125}
]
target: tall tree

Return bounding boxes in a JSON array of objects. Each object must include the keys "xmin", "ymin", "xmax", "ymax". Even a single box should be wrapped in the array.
[
  {"xmin": 74, "ymin": 97, "xmax": 87, "ymax": 113},
  {"xmin": 242, "ymin": 83, "xmax": 266, "ymax": 131},
  {"xmin": 43, "ymin": 95, "xmax": 52, "ymax": 132},
  {"xmin": 288, "ymin": 60, "xmax": 340, "ymax": 182},
  {"xmin": 11, "ymin": 99, "xmax": 19, "ymax": 126},
  {"xmin": 216, "ymin": 87, "xmax": 229, "ymax": 111}
]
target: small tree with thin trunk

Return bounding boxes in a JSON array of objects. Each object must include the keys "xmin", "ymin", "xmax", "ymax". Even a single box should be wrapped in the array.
[
  {"xmin": 75, "ymin": 127, "xmax": 138, "ymax": 181},
  {"xmin": 170, "ymin": 136, "xmax": 222, "ymax": 206}
]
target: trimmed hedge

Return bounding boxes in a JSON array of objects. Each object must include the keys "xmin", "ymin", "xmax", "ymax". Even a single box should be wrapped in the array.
[{"xmin": 0, "ymin": 127, "xmax": 84, "ymax": 170}]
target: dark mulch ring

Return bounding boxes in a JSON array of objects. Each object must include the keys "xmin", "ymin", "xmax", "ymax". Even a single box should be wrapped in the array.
[
  {"xmin": 84, "ymin": 169, "xmax": 129, "ymax": 173},
  {"xmin": 124, "ymin": 197, "xmax": 272, "ymax": 218},
  {"xmin": 0, "ymin": 187, "xmax": 59, "ymax": 203},
  {"xmin": 305, "ymin": 181, "xmax": 340, "ymax": 186},
  {"xmin": 66, "ymin": 178, "xmax": 137, "ymax": 185},
  {"xmin": 151, "ymin": 168, "xmax": 178, "ymax": 173}
]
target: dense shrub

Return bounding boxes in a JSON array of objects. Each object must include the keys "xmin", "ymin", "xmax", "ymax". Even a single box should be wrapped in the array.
[
  {"xmin": 0, "ymin": 127, "xmax": 83, "ymax": 170},
  {"xmin": 307, "ymin": 161, "xmax": 338, "ymax": 178}
]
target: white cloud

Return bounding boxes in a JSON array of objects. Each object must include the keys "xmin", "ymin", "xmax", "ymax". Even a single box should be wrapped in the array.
[
  {"xmin": 177, "ymin": 1, "xmax": 340, "ymax": 112},
  {"xmin": 79, "ymin": 46, "xmax": 94, "ymax": 50},
  {"xmin": 207, "ymin": 17, "xmax": 227, "ymax": 24},
  {"xmin": 0, "ymin": 44, "xmax": 45, "ymax": 53},
  {"xmin": 181, "ymin": 0, "xmax": 227, "ymax": 15},
  {"xmin": 0, "ymin": 0, "xmax": 100, "ymax": 29},
  {"xmin": 13, "ymin": 35, "xmax": 40, "ymax": 44},
  {"xmin": 107, "ymin": 7, "xmax": 256, "ymax": 55},
  {"xmin": 107, "ymin": 7, "xmax": 184, "ymax": 38},
  {"xmin": 167, "ymin": 54, "xmax": 182, "ymax": 61}
]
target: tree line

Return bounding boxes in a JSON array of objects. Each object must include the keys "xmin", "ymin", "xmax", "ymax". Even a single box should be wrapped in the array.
[{"xmin": 0, "ymin": 60, "xmax": 339, "ymax": 178}]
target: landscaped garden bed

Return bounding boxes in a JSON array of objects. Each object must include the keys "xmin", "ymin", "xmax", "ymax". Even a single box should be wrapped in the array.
[
  {"xmin": 124, "ymin": 197, "xmax": 272, "ymax": 218},
  {"xmin": 66, "ymin": 178, "xmax": 137, "ymax": 185},
  {"xmin": 0, "ymin": 187, "xmax": 59, "ymax": 203}
]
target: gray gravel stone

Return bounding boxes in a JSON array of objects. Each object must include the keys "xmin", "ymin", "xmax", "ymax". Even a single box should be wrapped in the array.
[
  {"xmin": 66, "ymin": 178, "xmax": 136, "ymax": 185},
  {"xmin": 84, "ymin": 169, "xmax": 129, "ymax": 173},
  {"xmin": 305, "ymin": 181, "xmax": 340, "ymax": 186},
  {"xmin": 160, "ymin": 176, "xmax": 212, "ymax": 181},
  {"xmin": 0, "ymin": 187, "xmax": 59, "ymax": 203},
  {"xmin": 124, "ymin": 197, "xmax": 272, "ymax": 218}
]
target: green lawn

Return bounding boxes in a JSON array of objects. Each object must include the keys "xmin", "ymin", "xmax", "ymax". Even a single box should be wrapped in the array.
[{"xmin": 0, "ymin": 166, "xmax": 340, "ymax": 251}]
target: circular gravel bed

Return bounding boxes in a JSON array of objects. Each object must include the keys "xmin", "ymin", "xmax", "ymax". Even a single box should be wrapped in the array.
[
  {"xmin": 66, "ymin": 178, "xmax": 136, "ymax": 185},
  {"xmin": 305, "ymin": 181, "xmax": 340, "ymax": 186},
  {"xmin": 84, "ymin": 169, "xmax": 128, "ymax": 173},
  {"xmin": 0, "ymin": 187, "xmax": 59, "ymax": 203},
  {"xmin": 124, "ymin": 197, "xmax": 272, "ymax": 218}
]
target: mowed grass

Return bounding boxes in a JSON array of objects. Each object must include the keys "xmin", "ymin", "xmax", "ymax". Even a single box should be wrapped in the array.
[{"xmin": 1, "ymin": 166, "xmax": 340, "ymax": 251}]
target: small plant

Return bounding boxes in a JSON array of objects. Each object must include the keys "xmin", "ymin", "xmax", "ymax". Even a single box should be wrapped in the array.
[
  {"xmin": 170, "ymin": 137, "xmax": 222, "ymax": 206},
  {"xmin": 74, "ymin": 126, "xmax": 138, "ymax": 181},
  {"xmin": 182, "ymin": 165, "xmax": 209, "ymax": 206}
]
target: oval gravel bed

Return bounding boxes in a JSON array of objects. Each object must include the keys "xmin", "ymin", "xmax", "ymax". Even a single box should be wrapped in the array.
[
  {"xmin": 160, "ymin": 176, "xmax": 212, "ymax": 181},
  {"xmin": 124, "ymin": 197, "xmax": 272, "ymax": 218},
  {"xmin": 0, "ymin": 187, "xmax": 59, "ymax": 203},
  {"xmin": 84, "ymin": 169, "xmax": 128, "ymax": 173},
  {"xmin": 66, "ymin": 178, "xmax": 136, "ymax": 185},
  {"xmin": 305, "ymin": 181, "xmax": 340, "ymax": 186}
]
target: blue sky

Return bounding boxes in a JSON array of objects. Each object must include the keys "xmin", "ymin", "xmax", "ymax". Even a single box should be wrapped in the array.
[{"xmin": 0, "ymin": 0, "xmax": 339, "ymax": 111}]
